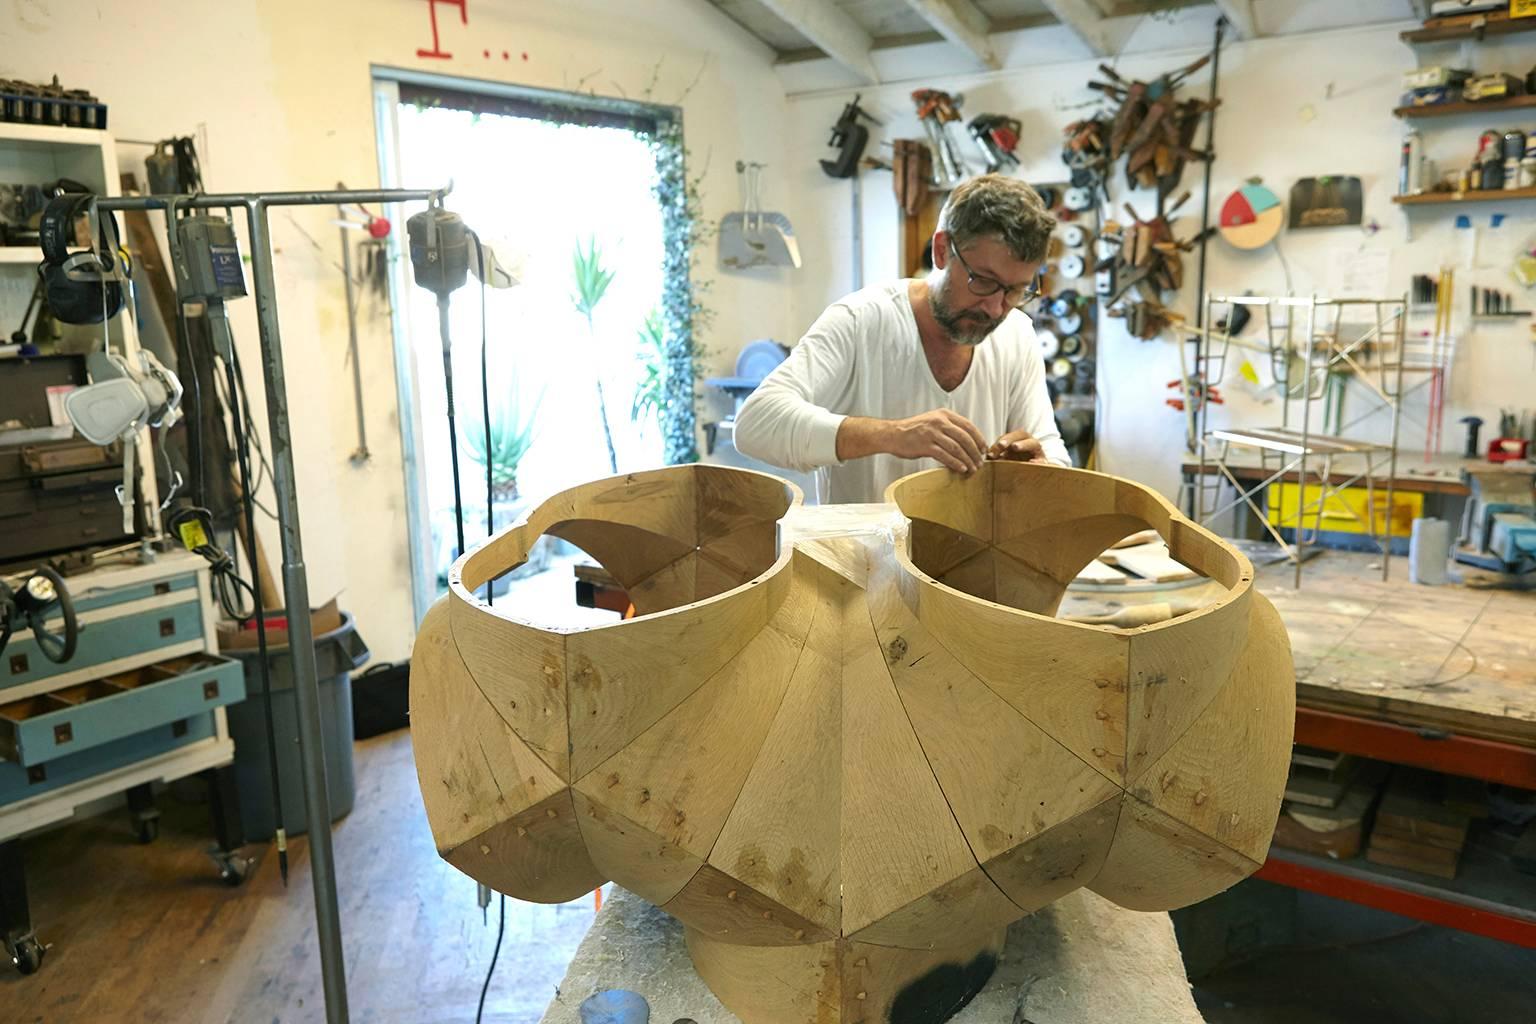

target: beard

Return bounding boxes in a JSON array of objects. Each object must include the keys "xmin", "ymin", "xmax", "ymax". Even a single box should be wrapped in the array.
[{"xmin": 929, "ymin": 280, "xmax": 1006, "ymax": 346}]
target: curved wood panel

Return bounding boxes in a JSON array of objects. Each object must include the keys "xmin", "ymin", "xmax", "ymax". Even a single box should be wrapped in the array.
[{"xmin": 412, "ymin": 461, "xmax": 1292, "ymax": 1022}]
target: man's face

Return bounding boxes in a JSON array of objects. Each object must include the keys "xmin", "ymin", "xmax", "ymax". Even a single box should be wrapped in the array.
[{"xmin": 929, "ymin": 233, "xmax": 1042, "ymax": 346}]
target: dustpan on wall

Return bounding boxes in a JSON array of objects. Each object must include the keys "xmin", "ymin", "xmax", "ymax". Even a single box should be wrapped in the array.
[{"xmin": 720, "ymin": 160, "xmax": 801, "ymax": 271}]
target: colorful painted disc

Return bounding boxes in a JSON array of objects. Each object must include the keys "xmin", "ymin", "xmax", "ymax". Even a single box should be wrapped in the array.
[{"xmin": 1218, "ymin": 183, "xmax": 1283, "ymax": 250}]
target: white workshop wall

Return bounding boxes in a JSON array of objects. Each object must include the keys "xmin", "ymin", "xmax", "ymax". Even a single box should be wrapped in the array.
[
  {"xmin": 2, "ymin": 0, "xmax": 795, "ymax": 661},
  {"xmin": 780, "ymin": 5, "xmax": 1536, "ymax": 501}
]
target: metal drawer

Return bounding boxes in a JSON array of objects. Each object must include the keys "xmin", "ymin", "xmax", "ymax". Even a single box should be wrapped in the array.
[
  {"xmin": 2, "ymin": 593, "xmax": 204, "ymax": 689},
  {"xmin": 67, "ymin": 572, "xmax": 200, "ymax": 615},
  {"xmin": 0, "ymin": 653, "xmax": 245, "ymax": 767}
]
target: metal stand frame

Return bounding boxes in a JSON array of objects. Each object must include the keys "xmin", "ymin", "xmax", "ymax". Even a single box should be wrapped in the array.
[
  {"xmin": 1192, "ymin": 294, "xmax": 1410, "ymax": 588},
  {"xmin": 98, "ymin": 187, "xmax": 444, "ymax": 1024}
]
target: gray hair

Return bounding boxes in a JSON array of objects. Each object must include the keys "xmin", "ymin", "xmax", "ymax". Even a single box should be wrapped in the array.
[{"xmin": 938, "ymin": 175, "xmax": 1056, "ymax": 264}]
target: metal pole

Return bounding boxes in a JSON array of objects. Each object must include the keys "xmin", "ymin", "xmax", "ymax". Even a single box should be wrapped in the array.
[
  {"xmin": 1384, "ymin": 296, "xmax": 1406, "ymax": 582},
  {"xmin": 1193, "ymin": 15, "xmax": 1223, "ymax": 333},
  {"xmin": 1295, "ymin": 296, "xmax": 1318, "ymax": 589},
  {"xmin": 98, "ymin": 186, "xmax": 441, "ymax": 1024},
  {"xmin": 245, "ymin": 199, "xmax": 348, "ymax": 1024},
  {"xmin": 339, "ymin": 203, "xmax": 369, "ymax": 462}
]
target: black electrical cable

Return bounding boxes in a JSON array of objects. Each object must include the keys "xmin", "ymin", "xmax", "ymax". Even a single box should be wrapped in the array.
[
  {"xmin": 474, "ymin": 888, "xmax": 506, "ymax": 1024},
  {"xmin": 469, "ymin": 231, "xmax": 509, "ymax": 1024},
  {"xmin": 440, "ymin": 294, "xmax": 468, "ymax": 561},
  {"xmin": 225, "ymin": 324, "xmax": 290, "ymax": 886},
  {"xmin": 473, "ymin": 234, "xmax": 494, "ymax": 606}
]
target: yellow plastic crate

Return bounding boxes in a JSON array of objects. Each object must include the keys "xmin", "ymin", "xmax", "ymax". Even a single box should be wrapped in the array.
[{"xmin": 1267, "ymin": 482, "xmax": 1422, "ymax": 537}]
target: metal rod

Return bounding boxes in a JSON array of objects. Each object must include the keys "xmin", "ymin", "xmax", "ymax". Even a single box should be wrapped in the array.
[
  {"xmin": 1294, "ymin": 296, "xmax": 1318, "ymax": 589},
  {"xmin": 338, "ymin": 199, "xmax": 370, "ymax": 462},
  {"xmin": 245, "ymin": 199, "xmax": 349, "ymax": 1024},
  {"xmin": 1384, "ymin": 294, "xmax": 1406, "ymax": 582},
  {"xmin": 97, "ymin": 188, "xmax": 442, "ymax": 213},
  {"xmin": 1193, "ymin": 16, "xmax": 1224, "ymax": 334},
  {"xmin": 91, "ymin": 185, "xmax": 445, "ymax": 1024}
]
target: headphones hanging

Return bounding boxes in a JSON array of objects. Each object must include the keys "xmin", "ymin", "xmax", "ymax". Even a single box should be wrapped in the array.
[{"xmin": 38, "ymin": 191, "xmax": 126, "ymax": 325}]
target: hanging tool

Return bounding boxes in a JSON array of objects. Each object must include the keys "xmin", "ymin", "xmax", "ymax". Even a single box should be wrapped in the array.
[
  {"xmin": 719, "ymin": 162, "xmax": 800, "ymax": 270},
  {"xmin": 819, "ymin": 95, "xmax": 880, "ymax": 179},
  {"xmin": 911, "ymin": 89, "xmax": 968, "ymax": 188},
  {"xmin": 0, "ymin": 567, "xmax": 78, "ymax": 663},
  {"xmin": 968, "ymin": 114, "xmax": 1021, "ymax": 172},
  {"xmin": 333, "ymin": 182, "xmax": 393, "ymax": 463},
  {"xmin": 167, "ymin": 207, "xmax": 292, "ymax": 885},
  {"xmin": 891, "ymin": 139, "xmax": 933, "ymax": 216}
]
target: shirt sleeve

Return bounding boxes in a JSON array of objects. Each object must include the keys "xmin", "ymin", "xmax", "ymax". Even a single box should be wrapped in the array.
[
  {"xmin": 733, "ymin": 303, "xmax": 859, "ymax": 473},
  {"xmin": 1012, "ymin": 318, "xmax": 1073, "ymax": 467}
]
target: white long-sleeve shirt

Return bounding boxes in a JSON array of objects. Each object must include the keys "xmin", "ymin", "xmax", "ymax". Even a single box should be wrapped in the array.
[{"xmin": 734, "ymin": 281, "xmax": 1071, "ymax": 504}]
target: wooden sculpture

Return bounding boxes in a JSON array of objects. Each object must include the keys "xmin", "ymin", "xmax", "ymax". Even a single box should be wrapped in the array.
[{"xmin": 411, "ymin": 462, "xmax": 1294, "ymax": 1024}]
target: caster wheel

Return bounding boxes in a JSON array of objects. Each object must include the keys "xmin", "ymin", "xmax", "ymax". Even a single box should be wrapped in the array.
[
  {"xmin": 210, "ymin": 849, "xmax": 251, "ymax": 887},
  {"xmin": 135, "ymin": 818, "xmax": 160, "ymax": 844},
  {"xmin": 11, "ymin": 937, "xmax": 45, "ymax": 975}
]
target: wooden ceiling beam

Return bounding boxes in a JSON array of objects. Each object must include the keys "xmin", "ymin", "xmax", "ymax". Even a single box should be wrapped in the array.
[
  {"xmin": 1038, "ymin": 0, "xmax": 1111, "ymax": 56},
  {"xmin": 756, "ymin": 0, "xmax": 881, "ymax": 83},
  {"xmin": 901, "ymin": 0, "xmax": 1000, "ymax": 70}
]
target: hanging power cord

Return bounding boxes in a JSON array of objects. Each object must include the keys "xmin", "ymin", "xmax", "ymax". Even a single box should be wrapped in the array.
[
  {"xmin": 468, "ymin": 231, "xmax": 509, "ymax": 1024},
  {"xmin": 167, "ymin": 205, "xmax": 290, "ymax": 884},
  {"xmin": 226, "ymin": 337, "xmax": 289, "ymax": 885}
]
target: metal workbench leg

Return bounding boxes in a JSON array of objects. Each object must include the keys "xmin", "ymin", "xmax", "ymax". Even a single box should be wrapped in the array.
[
  {"xmin": 125, "ymin": 782, "xmax": 161, "ymax": 844},
  {"xmin": 2, "ymin": 838, "xmax": 45, "ymax": 975},
  {"xmin": 203, "ymin": 765, "xmax": 252, "ymax": 886}
]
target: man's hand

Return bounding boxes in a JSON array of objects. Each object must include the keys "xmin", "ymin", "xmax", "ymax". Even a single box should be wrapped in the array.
[
  {"xmin": 886, "ymin": 409, "xmax": 988, "ymax": 473},
  {"xmin": 987, "ymin": 429, "xmax": 1047, "ymax": 463}
]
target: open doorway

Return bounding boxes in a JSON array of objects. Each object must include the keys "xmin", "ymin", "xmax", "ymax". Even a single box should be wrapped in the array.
[{"xmin": 374, "ymin": 70, "xmax": 691, "ymax": 625}]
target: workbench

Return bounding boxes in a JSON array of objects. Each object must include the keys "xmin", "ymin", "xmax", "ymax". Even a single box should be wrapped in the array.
[
  {"xmin": 1248, "ymin": 548, "xmax": 1536, "ymax": 949},
  {"xmin": 1181, "ymin": 449, "xmax": 1504, "ymax": 499}
]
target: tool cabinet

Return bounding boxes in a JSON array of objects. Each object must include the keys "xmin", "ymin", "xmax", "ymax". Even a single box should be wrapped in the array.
[{"xmin": 0, "ymin": 551, "xmax": 247, "ymax": 975}]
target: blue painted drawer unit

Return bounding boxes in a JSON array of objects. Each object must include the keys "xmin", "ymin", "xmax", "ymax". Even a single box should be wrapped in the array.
[{"xmin": 0, "ymin": 563, "xmax": 245, "ymax": 807}]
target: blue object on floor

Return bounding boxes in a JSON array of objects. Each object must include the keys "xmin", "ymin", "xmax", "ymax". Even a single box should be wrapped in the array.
[{"xmin": 579, "ymin": 989, "xmax": 650, "ymax": 1024}]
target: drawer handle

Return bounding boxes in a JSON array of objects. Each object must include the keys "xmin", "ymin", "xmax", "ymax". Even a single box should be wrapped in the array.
[
  {"xmin": 54, "ymin": 722, "xmax": 73, "ymax": 745},
  {"xmin": 9, "ymin": 654, "xmax": 27, "ymax": 676},
  {"xmin": 154, "ymin": 582, "xmax": 171, "ymax": 595},
  {"xmin": 160, "ymin": 618, "xmax": 176, "ymax": 637},
  {"xmin": 203, "ymin": 681, "xmax": 220, "ymax": 700}
]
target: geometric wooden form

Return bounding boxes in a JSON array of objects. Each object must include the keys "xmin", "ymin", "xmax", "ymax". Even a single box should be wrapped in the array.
[{"xmin": 410, "ymin": 461, "xmax": 1294, "ymax": 1023}]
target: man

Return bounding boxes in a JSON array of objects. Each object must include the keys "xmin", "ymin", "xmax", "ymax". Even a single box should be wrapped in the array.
[{"xmin": 734, "ymin": 174, "xmax": 1071, "ymax": 504}]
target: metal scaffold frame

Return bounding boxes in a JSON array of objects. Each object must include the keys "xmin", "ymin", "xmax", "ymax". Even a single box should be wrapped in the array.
[{"xmin": 1191, "ymin": 293, "xmax": 1414, "ymax": 588}]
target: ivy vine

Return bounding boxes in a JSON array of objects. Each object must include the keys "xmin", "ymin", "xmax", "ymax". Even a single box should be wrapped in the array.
[{"xmin": 644, "ymin": 117, "xmax": 714, "ymax": 465}]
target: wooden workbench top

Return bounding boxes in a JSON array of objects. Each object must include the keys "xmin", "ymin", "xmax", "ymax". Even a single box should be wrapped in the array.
[{"xmin": 1256, "ymin": 550, "xmax": 1536, "ymax": 747}]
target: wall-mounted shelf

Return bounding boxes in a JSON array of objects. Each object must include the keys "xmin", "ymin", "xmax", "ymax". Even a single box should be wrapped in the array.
[
  {"xmin": 1395, "ymin": 95, "xmax": 1536, "ymax": 119},
  {"xmin": 1401, "ymin": 16, "xmax": 1536, "ymax": 44},
  {"xmin": 1393, "ymin": 187, "xmax": 1536, "ymax": 205},
  {"xmin": 0, "ymin": 247, "xmax": 41, "ymax": 265}
]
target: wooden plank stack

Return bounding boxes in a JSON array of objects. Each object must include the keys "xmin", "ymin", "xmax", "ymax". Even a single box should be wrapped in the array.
[{"xmin": 1366, "ymin": 769, "xmax": 1483, "ymax": 880}]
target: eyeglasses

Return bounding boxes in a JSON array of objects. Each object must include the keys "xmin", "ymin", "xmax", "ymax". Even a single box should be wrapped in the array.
[{"xmin": 949, "ymin": 242, "xmax": 1041, "ymax": 307}]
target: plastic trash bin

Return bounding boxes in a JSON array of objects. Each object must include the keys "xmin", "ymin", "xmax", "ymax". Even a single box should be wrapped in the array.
[{"xmin": 224, "ymin": 612, "xmax": 369, "ymax": 842}]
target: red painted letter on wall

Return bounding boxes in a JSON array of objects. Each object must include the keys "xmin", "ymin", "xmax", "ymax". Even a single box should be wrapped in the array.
[{"xmin": 418, "ymin": 0, "xmax": 468, "ymax": 59}]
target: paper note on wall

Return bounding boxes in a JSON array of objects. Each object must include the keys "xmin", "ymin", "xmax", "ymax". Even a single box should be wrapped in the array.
[{"xmin": 1324, "ymin": 246, "xmax": 1391, "ymax": 298}]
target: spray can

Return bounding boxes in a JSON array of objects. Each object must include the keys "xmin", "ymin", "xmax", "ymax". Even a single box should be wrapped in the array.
[
  {"xmin": 1503, "ymin": 131, "xmax": 1526, "ymax": 191},
  {"xmin": 1522, "ymin": 137, "xmax": 1536, "ymax": 188},
  {"xmin": 1399, "ymin": 128, "xmax": 1423, "ymax": 195}
]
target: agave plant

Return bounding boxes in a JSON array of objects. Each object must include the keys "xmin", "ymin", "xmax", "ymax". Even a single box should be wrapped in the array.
[
  {"xmin": 631, "ymin": 308, "xmax": 666, "ymax": 431},
  {"xmin": 572, "ymin": 235, "xmax": 619, "ymax": 474},
  {"xmin": 461, "ymin": 389, "xmax": 543, "ymax": 501}
]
